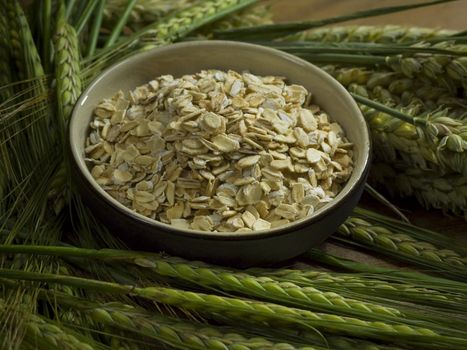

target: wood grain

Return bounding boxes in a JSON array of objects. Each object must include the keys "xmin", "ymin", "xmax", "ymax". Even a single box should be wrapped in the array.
[{"xmin": 270, "ymin": 0, "xmax": 467, "ymax": 30}]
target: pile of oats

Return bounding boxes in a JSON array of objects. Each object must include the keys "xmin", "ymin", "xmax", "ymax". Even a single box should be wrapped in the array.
[{"xmin": 85, "ymin": 70, "xmax": 353, "ymax": 232}]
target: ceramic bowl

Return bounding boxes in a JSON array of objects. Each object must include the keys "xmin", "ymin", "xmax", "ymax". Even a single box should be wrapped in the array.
[{"xmin": 69, "ymin": 40, "xmax": 370, "ymax": 266}]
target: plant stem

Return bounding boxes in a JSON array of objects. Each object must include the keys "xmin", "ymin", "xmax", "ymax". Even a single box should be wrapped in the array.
[
  {"xmin": 65, "ymin": 0, "xmax": 77, "ymax": 20},
  {"xmin": 41, "ymin": 0, "xmax": 51, "ymax": 72},
  {"xmin": 297, "ymin": 53, "xmax": 386, "ymax": 65},
  {"xmin": 74, "ymin": 1, "xmax": 98, "ymax": 35},
  {"xmin": 104, "ymin": 0, "xmax": 138, "ymax": 48},
  {"xmin": 351, "ymin": 93, "xmax": 423, "ymax": 125},
  {"xmin": 364, "ymin": 184, "xmax": 410, "ymax": 223},
  {"xmin": 0, "ymin": 244, "xmax": 140, "ymax": 258},
  {"xmin": 86, "ymin": 0, "xmax": 106, "ymax": 57},
  {"xmin": 265, "ymin": 41, "xmax": 464, "ymax": 56}
]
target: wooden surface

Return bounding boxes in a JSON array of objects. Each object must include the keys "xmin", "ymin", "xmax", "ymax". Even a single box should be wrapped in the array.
[
  {"xmin": 267, "ymin": 0, "xmax": 467, "ymax": 260},
  {"xmin": 271, "ymin": 0, "xmax": 467, "ymax": 30}
]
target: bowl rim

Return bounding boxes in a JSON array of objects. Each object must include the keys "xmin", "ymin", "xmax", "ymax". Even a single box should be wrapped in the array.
[{"xmin": 69, "ymin": 40, "xmax": 371, "ymax": 240}]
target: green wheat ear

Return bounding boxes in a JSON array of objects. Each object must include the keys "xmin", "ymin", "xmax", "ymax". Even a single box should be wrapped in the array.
[{"xmin": 283, "ymin": 25, "xmax": 456, "ymax": 44}]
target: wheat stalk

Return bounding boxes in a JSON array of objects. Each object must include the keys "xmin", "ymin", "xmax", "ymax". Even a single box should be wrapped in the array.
[
  {"xmin": 24, "ymin": 315, "xmax": 97, "ymax": 350},
  {"xmin": 128, "ymin": 255, "xmax": 407, "ymax": 320},
  {"xmin": 86, "ymin": 0, "xmax": 106, "ymax": 57},
  {"xmin": 322, "ymin": 66, "xmax": 466, "ymax": 216},
  {"xmin": 39, "ymin": 0, "xmax": 52, "ymax": 73},
  {"xmin": 4, "ymin": 242, "xmax": 463, "ymax": 327},
  {"xmin": 108, "ymin": 333, "xmax": 151, "ymax": 350},
  {"xmin": 320, "ymin": 65, "xmax": 467, "ymax": 215},
  {"xmin": 0, "ymin": 9, "xmax": 13, "ymax": 205},
  {"xmin": 74, "ymin": 1, "xmax": 101, "ymax": 35},
  {"xmin": 0, "ymin": 244, "xmax": 405, "ymax": 323},
  {"xmin": 54, "ymin": 3, "xmax": 82, "ymax": 125},
  {"xmin": 103, "ymin": 0, "xmax": 195, "ymax": 31},
  {"xmin": 2, "ymin": 280, "xmax": 324, "ymax": 350},
  {"xmin": 353, "ymin": 207, "xmax": 467, "ymax": 255},
  {"xmin": 284, "ymin": 24, "xmax": 466, "ymax": 92},
  {"xmin": 3, "ymin": 243, "xmax": 467, "ymax": 332},
  {"xmin": 197, "ymin": 3, "xmax": 273, "ymax": 37},
  {"xmin": 6, "ymin": 281, "xmax": 452, "ymax": 350},
  {"xmin": 325, "ymin": 65, "xmax": 461, "ymax": 110},
  {"xmin": 335, "ymin": 216, "xmax": 467, "ymax": 279},
  {"xmin": 353, "ymin": 91, "xmax": 466, "ymax": 176},
  {"xmin": 370, "ymin": 162, "xmax": 467, "ymax": 219},
  {"xmin": 334, "ymin": 68, "xmax": 466, "ymax": 133},
  {"xmin": 139, "ymin": 0, "xmax": 257, "ymax": 43},
  {"xmin": 255, "ymin": 327, "xmax": 405, "ymax": 350},
  {"xmin": 91, "ymin": 304, "xmax": 321, "ymax": 350},
  {"xmin": 5, "ymin": 0, "xmax": 44, "ymax": 80},
  {"xmin": 283, "ymin": 52, "xmax": 467, "ymax": 152},
  {"xmin": 0, "ymin": 244, "xmax": 413, "ymax": 322},
  {"xmin": 0, "ymin": 10, "xmax": 13, "ymax": 101},
  {"xmin": 4, "ymin": 0, "xmax": 49, "ymax": 147},
  {"xmin": 207, "ymin": 308, "xmax": 406, "ymax": 350},
  {"xmin": 52, "ymin": 265, "xmax": 90, "ymax": 325},
  {"xmin": 2, "ymin": 1, "xmax": 55, "ymax": 200},
  {"xmin": 0, "ymin": 298, "xmax": 99, "ymax": 350},
  {"xmin": 48, "ymin": 2, "xmax": 83, "ymax": 214},
  {"xmin": 249, "ymin": 267, "xmax": 467, "ymax": 312},
  {"xmin": 310, "ymin": 64, "xmax": 467, "ymax": 178},
  {"xmin": 2, "ymin": 268, "xmax": 467, "ymax": 349},
  {"xmin": 306, "ymin": 249, "xmax": 467, "ymax": 290},
  {"xmin": 0, "ymin": 2, "xmax": 62, "ymax": 347},
  {"xmin": 3, "ymin": 1, "xmax": 259, "ymax": 112},
  {"xmin": 104, "ymin": 0, "xmax": 139, "ymax": 48},
  {"xmin": 168, "ymin": 262, "xmax": 429, "ymax": 324},
  {"xmin": 28, "ymin": 289, "xmax": 323, "ymax": 350},
  {"xmin": 385, "ymin": 48, "xmax": 467, "ymax": 93},
  {"xmin": 285, "ymin": 25, "xmax": 456, "ymax": 44}
]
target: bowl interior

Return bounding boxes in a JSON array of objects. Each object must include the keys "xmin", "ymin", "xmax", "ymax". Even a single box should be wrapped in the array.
[{"xmin": 70, "ymin": 40, "xmax": 370, "ymax": 238}]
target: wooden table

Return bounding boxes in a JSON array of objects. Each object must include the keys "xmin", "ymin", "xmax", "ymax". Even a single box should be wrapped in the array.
[
  {"xmin": 269, "ymin": 0, "xmax": 467, "ymax": 261},
  {"xmin": 271, "ymin": 0, "xmax": 467, "ymax": 30}
]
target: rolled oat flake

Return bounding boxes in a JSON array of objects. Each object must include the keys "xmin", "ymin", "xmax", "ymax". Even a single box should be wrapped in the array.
[{"xmin": 85, "ymin": 70, "xmax": 354, "ymax": 232}]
